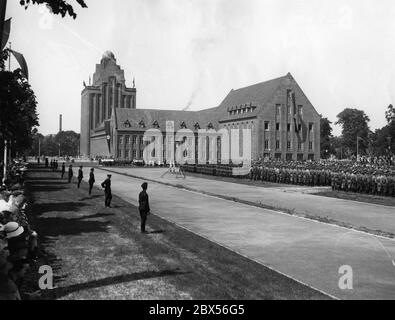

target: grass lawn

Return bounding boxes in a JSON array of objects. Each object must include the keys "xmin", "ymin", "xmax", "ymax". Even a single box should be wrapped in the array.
[
  {"xmin": 24, "ymin": 166, "xmax": 330, "ymax": 300},
  {"xmin": 314, "ymin": 190, "xmax": 395, "ymax": 207},
  {"xmin": 181, "ymin": 171, "xmax": 293, "ymax": 188}
]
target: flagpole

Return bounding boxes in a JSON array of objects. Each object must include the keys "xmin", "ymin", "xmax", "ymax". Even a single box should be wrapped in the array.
[
  {"xmin": 2, "ymin": 140, "xmax": 6, "ymax": 185},
  {"xmin": 1, "ymin": 1, "xmax": 8, "ymax": 185},
  {"xmin": 8, "ymin": 41, "xmax": 12, "ymax": 71},
  {"xmin": 0, "ymin": 0, "xmax": 7, "ymax": 49}
]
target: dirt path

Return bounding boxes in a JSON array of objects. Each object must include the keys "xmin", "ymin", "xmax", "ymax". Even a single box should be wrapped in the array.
[{"xmin": 25, "ymin": 166, "xmax": 328, "ymax": 300}]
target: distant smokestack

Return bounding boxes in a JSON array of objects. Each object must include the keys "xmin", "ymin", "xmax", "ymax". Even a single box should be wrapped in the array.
[{"xmin": 59, "ymin": 114, "xmax": 62, "ymax": 132}]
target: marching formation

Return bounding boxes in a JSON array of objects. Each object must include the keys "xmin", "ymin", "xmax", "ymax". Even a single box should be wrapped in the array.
[
  {"xmin": 182, "ymin": 159, "xmax": 395, "ymax": 197},
  {"xmin": 248, "ymin": 159, "xmax": 395, "ymax": 197}
]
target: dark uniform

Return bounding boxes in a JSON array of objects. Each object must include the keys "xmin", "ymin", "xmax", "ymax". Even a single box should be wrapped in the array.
[
  {"xmin": 77, "ymin": 167, "xmax": 83, "ymax": 188},
  {"xmin": 68, "ymin": 165, "xmax": 73, "ymax": 183},
  {"xmin": 61, "ymin": 163, "xmax": 65, "ymax": 178},
  {"xmin": 138, "ymin": 182, "xmax": 150, "ymax": 233},
  {"xmin": 101, "ymin": 175, "xmax": 112, "ymax": 207},
  {"xmin": 88, "ymin": 169, "xmax": 95, "ymax": 195}
]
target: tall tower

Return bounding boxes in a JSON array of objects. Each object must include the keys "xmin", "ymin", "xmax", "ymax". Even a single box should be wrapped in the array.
[
  {"xmin": 80, "ymin": 50, "xmax": 137, "ymax": 158},
  {"xmin": 59, "ymin": 114, "xmax": 62, "ymax": 132}
]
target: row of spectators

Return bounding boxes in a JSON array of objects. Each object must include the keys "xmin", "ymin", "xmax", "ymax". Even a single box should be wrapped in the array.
[{"xmin": 0, "ymin": 160, "xmax": 40, "ymax": 300}]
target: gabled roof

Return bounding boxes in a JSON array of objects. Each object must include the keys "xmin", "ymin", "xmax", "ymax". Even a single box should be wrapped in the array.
[{"xmin": 217, "ymin": 74, "xmax": 287, "ymax": 112}]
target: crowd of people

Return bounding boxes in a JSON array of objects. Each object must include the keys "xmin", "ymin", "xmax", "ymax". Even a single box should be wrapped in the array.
[
  {"xmin": 247, "ymin": 162, "xmax": 395, "ymax": 197},
  {"xmin": 0, "ymin": 160, "xmax": 40, "ymax": 300},
  {"xmin": 181, "ymin": 158, "xmax": 395, "ymax": 197}
]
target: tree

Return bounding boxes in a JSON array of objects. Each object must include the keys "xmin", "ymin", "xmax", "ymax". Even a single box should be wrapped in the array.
[
  {"xmin": 29, "ymin": 131, "xmax": 80, "ymax": 156},
  {"xmin": 320, "ymin": 116, "xmax": 333, "ymax": 158},
  {"xmin": 330, "ymin": 136, "xmax": 346, "ymax": 159},
  {"xmin": 385, "ymin": 104, "xmax": 395, "ymax": 124},
  {"xmin": 335, "ymin": 108, "xmax": 370, "ymax": 156},
  {"xmin": 0, "ymin": 69, "xmax": 39, "ymax": 156},
  {"xmin": 30, "ymin": 132, "xmax": 44, "ymax": 156},
  {"xmin": 19, "ymin": 0, "xmax": 87, "ymax": 19},
  {"xmin": 371, "ymin": 105, "xmax": 395, "ymax": 155},
  {"xmin": 55, "ymin": 130, "xmax": 80, "ymax": 156},
  {"xmin": 371, "ymin": 125, "xmax": 395, "ymax": 155}
]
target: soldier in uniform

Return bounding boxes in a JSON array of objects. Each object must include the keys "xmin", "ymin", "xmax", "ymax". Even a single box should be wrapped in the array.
[
  {"xmin": 101, "ymin": 174, "xmax": 112, "ymax": 208},
  {"xmin": 371, "ymin": 176, "xmax": 377, "ymax": 195},
  {"xmin": 138, "ymin": 182, "xmax": 150, "ymax": 233},
  {"xmin": 377, "ymin": 175, "xmax": 382, "ymax": 196},
  {"xmin": 68, "ymin": 164, "xmax": 73, "ymax": 183},
  {"xmin": 61, "ymin": 162, "xmax": 65, "ymax": 179},
  {"xmin": 88, "ymin": 168, "xmax": 95, "ymax": 195},
  {"xmin": 381, "ymin": 175, "xmax": 388, "ymax": 196},
  {"xmin": 388, "ymin": 176, "xmax": 395, "ymax": 197},
  {"xmin": 77, "ymin": 166, "xmax": 83, "ymax": 188}
]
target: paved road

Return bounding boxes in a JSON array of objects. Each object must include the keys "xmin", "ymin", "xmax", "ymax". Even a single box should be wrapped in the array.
[
  {"xmin": 104, "ymin": 167, "xmax": 395, "ymax": 236},
  {"xmin": 89, "ymin": 168, "xmax": 395, "ymax": 299}
]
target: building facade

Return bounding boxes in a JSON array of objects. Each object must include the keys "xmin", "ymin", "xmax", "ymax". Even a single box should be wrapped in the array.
[{"xmin": 80, "ymin": 51, "xmax": 321, "ymax": 162}]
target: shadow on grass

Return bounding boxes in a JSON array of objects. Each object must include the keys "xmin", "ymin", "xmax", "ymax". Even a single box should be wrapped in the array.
[
  {"xmin": 46, "ymin": 269, "xmax": 188, "ymax": 299},
  {"xmin": 26, "ymin": 185, "xmax": 68, "ymax": 192},
  {"xmin": 73, "ymin": 212, "xmax": 115, "ymax": 220},
  {"xmin": 32, "ymin": 202, "xmax": 89, "ymax": 215},
  {"xmin": 148, "ymin": 230, "xmax": 165, "ymax": 234},
  {"xmin": 37, "ymin": 215, "xmax": 110, "ymax": 237},
  {"xmin": 25, "ymin": 177, "xmax": 65, "ymax": 181},
  {"xmin": 79, "ymin": 195, "xmax": 102, "ymax": 201}
]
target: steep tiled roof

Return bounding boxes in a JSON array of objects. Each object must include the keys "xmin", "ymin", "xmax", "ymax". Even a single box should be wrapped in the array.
[
  {"xmin": 115, "ymin": 73, "xmax": 292, "ymax": 131},
  {"xmin": 217, "ymin": 75, "xmax": 287, "ymax": 112}
]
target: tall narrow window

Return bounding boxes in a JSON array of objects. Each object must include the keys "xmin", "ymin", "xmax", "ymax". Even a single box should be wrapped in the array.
[
  {"xmin": 89, "ymin": 94, "xmax": 94, "ymax": 130},
  {"xmin": 287, "ymin": 141, "xmax": 291, "ymax": 150},
  {"xmin": 264, "ymin": 140, "xmax": 269, "ymax": 150},
  {"xmin": 298, "ymin": 142, "xmax": 302, "ymax": 151},
  {"xmin": 264, "ymin": 122, "xmax": 269, "ymax": 131},
  {"xmin": 276, "ymin": 104, "xmax": 281, "ymax": 115},
  {"xmin": 276, "ymin": 140, "xmax": 280, "ymax": 150},
  {"xmin": 276, "ymin": 123, "xmax": 280, "ymax": 131}
]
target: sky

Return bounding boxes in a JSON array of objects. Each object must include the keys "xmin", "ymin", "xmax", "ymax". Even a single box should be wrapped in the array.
[{"xmin": 5, "ymin": 0, "xmax": 395, "ymax": 136}]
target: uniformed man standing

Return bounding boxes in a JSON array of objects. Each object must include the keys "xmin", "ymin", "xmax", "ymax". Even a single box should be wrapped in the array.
[
  {"xmin": 68, "ymin": 164, "xmax": 73, "ymax": 183},
  {"xmin": 88, "ymin": 168, "xmax": 95, "ymax": 195},
  {"xmin": 77, "ymin": 166, "xmax": 83, "ymax": 188},
  {"xmin": 101, "ymin": 174, "xmax": 112, "ymax": 208},
  {"xmin": 138, "ymin": 182, "xmax": 150, "ymax": 233},
  {"xmin": 61, "ymin": 162, "xmax": 65, "ymax": 179}
]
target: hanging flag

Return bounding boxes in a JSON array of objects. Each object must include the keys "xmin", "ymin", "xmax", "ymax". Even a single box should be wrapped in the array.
[
  {"xmin": 288, "ymin": 90, "xmax": 299, "ymax": 133},
  {"xmin": 1, "ymin": 18, "xmax": 11, "ymax": 51},
  {"xmin": 104, "ymin": 120, "xmax": 111, "ymax": 153},
  {"xmin": 10, "ymin": 49, "xmax": 28, "ymax": 80}
]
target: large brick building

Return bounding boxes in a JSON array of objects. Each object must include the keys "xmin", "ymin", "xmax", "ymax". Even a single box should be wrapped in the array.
[{"xmin": 80, "ymin": 51, "xmax": 321, "ymax": 162}]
